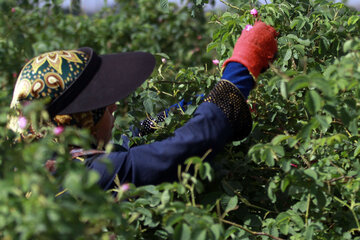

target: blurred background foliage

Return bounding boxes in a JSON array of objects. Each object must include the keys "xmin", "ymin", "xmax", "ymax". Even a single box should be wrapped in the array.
[{"xmin": 1, "ymin": 0, "xmax": 360, "ymax": 239}]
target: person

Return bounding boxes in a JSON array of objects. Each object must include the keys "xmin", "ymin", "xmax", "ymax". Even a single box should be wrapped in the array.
[{"xmin": 9, "ymin": 21, "xmax": 278, "ymax": 191}]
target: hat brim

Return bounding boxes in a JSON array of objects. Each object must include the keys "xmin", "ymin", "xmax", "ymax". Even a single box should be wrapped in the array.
[{"xmin": 56, "ymin": 48, "xmax": 155, "ymax": 115}]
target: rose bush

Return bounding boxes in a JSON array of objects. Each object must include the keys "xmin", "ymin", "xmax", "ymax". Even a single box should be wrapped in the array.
[{"xmin": 0, "ymin": 0, "xmax": 360, "ymax": 239}]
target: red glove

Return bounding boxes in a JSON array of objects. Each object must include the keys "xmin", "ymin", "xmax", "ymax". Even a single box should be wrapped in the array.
[{"xmin": 223, "ymin": 21, "xmax": 278, "ymax": 79}]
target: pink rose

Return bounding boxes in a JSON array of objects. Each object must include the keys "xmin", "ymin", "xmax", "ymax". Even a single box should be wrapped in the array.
[
  {"xmin": 121, "ymin": 183, "xmax": 130, "ymax": 192},
  {"xmin": 18, "ymin": 116, "xmax": 27, "ymax": 129},
  {"xmin": 11, "ymin": 8, "xmax": 15, "ymax": 13},
  {"xmin": 245, "ymin": 25, "xmax": 253, "ymax": 31},
  {"xmin": 53, "ymin": 126, "xmax": 64, "ymax": 135},
  {"xmin": 291, "ymin": 163, "xmax": 298, "ymax": 168},
  {"xmin": 250, "ymin": 8, "xmax": 258, "ymax": 17},
  {"xmin": 212, "ymin": 59, "xmax": 220, "ymax": 65}
]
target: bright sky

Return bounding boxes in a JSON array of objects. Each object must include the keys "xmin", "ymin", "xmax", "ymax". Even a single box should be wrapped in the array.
[
  {"xmin": 61, "ymin": 0, "xmax": 360, "ymax": 13},
  {"xmin": 61, "ymin": 0, "xmax": 227, "ymax": 12}
]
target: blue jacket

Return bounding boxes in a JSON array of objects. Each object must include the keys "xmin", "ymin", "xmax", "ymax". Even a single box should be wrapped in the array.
[
  {"xmin": 85, "ymin": 102, "xmax": 232, "ymax": 190},
  {"xmin": 83, "ymin": 62, "xmax": 253, "ymax": 190}
]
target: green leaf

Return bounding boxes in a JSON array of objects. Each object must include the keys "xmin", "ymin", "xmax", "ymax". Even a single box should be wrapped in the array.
[
  {"xmin": 287, "ymin": 137, "xmax": 299, "ymax": 148},
  {"xmin": 348, "ymin": 15, "xmax": 360, "ymax": 25},
  {"xmin": 354, "ymin": 144, "xmax": 360, "ymax": 157},
  {"xmin": 268, "ymin": 181, "xmax": 277, "ymax": 202},
  {"xmin": 272, "ymin": 145, "xmax": 285, "ymax": 157},
  {"xmin": 210, "ymin": 224, "xmax": 222, "ymax": 239},
  {"xmin": 161, "ymin": 190, "xmax": 170, "ymax": 205},
  {"xmin": 199, "ymin": 162, "xmax": 213, "ymax": 181},
  {"xmin": 192, "ymin": 229, "xmax": 207, "ymax": 240},
  {"xmin": 207, "ymin": 41, "xmax": 218, "ymax": 52},
  {"xmin": 159, "ymin": 0, "xmax": 169, "ymax": 13},
  {"xmin": 310, "ymin": 76, "xmax": 332, "ymax": 96},
  {"xmin": 343, "ymin": 39, "xmax": 355, "ymax": 52},
  {"xmin": 305, "ymin": 90, "xmax": 322, "ymax": 115},
  {"xmin": 185, "ymin": 105, "xmax": 197, "ymax": 115},
  {"xmin": 281, "ymin": 160, "xmax": 291, "ymax": 172},
  {"xmin": 225, "ymin": 196, "xmax": 238, "ymax": 213},
  {"xmin": 135, "ymin": 207, "xmax": 152, "ymax": 217},
  {"xmin": 166, "ymin": 213, "xmax": 183, "ymax": 226},
  {"xmin": 293, "ymin": 44, "xmax": 305, "ymax": 56},
  {"xmin": 143, "ymin": 98, "xmax": 154, "ymax": 115},
  {"xmin": 290, "ymin": 19, "xmax": 300, "ymax": 29},
  {"xmin": 271, "ymin": 135, "xmax": 290, "ymax": 145},
  {"xmin": 280, "ymin": 80, "xmax": 288, "ymax": 99},
  {"xmin": 290, "ymin": 213, "xmax": 305, "ymax": 228},
  {"xmin": 281, "ymin": 177, "xmax": 290, "ymax": 192},
  {"xmin": 139, "ymin": 185, "xmax": 159, "ymax": 195},
  {"xmin": 279, "ymin": 222, "xmax": 289, "ymax": 235},
  {"xmin": 224, "ymin": 226, "xmax": 239, "ymax": 239},
  {"xmin": 195, "ymin": 181, "xmax": 204, "ymax": 193},
  {"xmin": 155, "ymin": 230, "xmax": 169, "ymax": 239},
  {"xmin": 321, "ymin": 36, "xmax": 330, "ymax": 49},
  {"xmin": 185, "ymin": 156, "xmax": 202, "ymax": 165},
  {"xmin": 64, "ymin": 172, "xmax": 83, "ymax": 195},
  {"xmin": 276, "ymin": 212, "xmax": 290, "ymax": 224},
  {"xmin": 86, "ymin": 171, "xmax": 100, "ymax": 187},
  {"xmin": 349, "ymin": 118, "xmax": 358, "ymax": 136},
  {"xmin": 155, "ymin": 52, "xmax": 170, "ymax": 59},
  {"xmin": 174, "ymin": 223, "xmax": 191, "ymax": 240},
  {"xmin": 263, "ymin": 148, "xmax": 275, "ymax": 166},
  {"xmin": 304, "ymin": 168, "xmax": 318, "ymax": 180},
  {"xmin": 288, "ymin": 75, "xmax": 309, "ymax": 93},
  {"xmin": 284, "ymin": 49, "xmax": 292, "ymax": 62},
  {"xmin": 314, "ymin": 191, "xmax": 326, "ymax": 209},
  {"xmin": 304, "ymin": 225, "xmax": 314, "ymax": 240},
  {"xmin": 287, "ymin": 34, "xmax": 310, "ymax": 46},
  {"xmin": 315, "ymin": 115, "xmax": 330, "ymax": 132}
]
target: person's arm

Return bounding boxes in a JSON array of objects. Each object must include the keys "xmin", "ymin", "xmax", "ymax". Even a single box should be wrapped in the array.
[
  {"xmin": 87, "ymin": 65, "xmax": 254, "ymax": 188},
  {"xmin": 86, "ymin": 21, "xmax": 278, "ymax": 190},
  {"xmin": 137, "ymin": 21, "xmax": 278, "ymax": 137},
  {"xmin": 136, "ymin": 62, "xmax": 253, "ymax": 137},
  {"xmin": 88, "ymin": 98, "xmax": 249, "ymax": 189}
]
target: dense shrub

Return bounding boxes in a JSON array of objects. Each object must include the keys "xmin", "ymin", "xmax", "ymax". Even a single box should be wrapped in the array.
[{"xmin": 0, "ymin": 0, "xmax": 360, "ymax": 239}]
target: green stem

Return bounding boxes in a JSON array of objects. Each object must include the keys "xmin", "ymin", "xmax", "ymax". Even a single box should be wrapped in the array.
[
  {"xmin": 220, "ymin": 219, "xmax": 285, "ymax": 240},
  {"xmin": 201, "ymin": 149, "xmax": 212, "ymax": 161},
  {"xmin": 156, "ymin": 80, "xmax": 195, "ymax": 84},
  {"xmin": 190, "ymin": 185, "xmax": 196, "ymax": 206},
  {"xmin": 223, "ymin": 180, "xmax": 276, "ymax": 213},
  {"xmin": 350, "ymin": 200, "xmax": 360, "ymax": 230},
  {"xmin": 334, "ymin": 196, "xmax": 360, "ymax": 230},
  {"xmin": 305, "ymin": 193, "xmax": 311, "ymax": 227},
  {"xmin": 219, "ymin": 0, "xmax": 242, "ymax": 12}
]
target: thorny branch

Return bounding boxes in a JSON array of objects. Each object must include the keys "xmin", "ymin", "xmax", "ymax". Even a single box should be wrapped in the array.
[{"xmin": 220, "ymin": 219, "xmax": 285, "ymax": 240}]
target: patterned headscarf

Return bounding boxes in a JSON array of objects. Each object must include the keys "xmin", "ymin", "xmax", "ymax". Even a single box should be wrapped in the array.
[{"xmin": 8, "ymin": 49, "xmax": 105, "ymax": 136}]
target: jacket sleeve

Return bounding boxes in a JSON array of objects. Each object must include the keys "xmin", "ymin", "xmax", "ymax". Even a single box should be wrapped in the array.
[
  {"xmin": 138, "ymin": 63, "xmax": 253, "ymax": 136},
  {"xmin": 86, "ymin": 64, "xmax": 253, "ymax": 189},
  {"xmin": 87, "ymin": 102, "xmax": 233, "ymax": 189},
  {"xmin": 127, "ymin": 102, "xmax": 233, "ymax": 186}
]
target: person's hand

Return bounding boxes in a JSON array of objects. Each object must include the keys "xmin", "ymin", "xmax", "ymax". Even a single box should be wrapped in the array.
[{"xmin": 223, "ymin": 21, "xmax": 278, "ymax": 79}]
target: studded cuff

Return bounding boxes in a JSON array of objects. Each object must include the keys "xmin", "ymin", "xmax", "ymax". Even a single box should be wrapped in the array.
[
  {"xmin": 204, "ymin": 79, "xmax": 252, "ymax": 140},
  {"xmin": 139, "ymin": 112, "xmax": 167, "ymax": 136}
]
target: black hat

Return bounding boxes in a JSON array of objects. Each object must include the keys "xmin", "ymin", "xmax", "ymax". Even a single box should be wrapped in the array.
[{"xmin": 10, "ymin": 47, "xmax": 155, "ymax": 117}]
